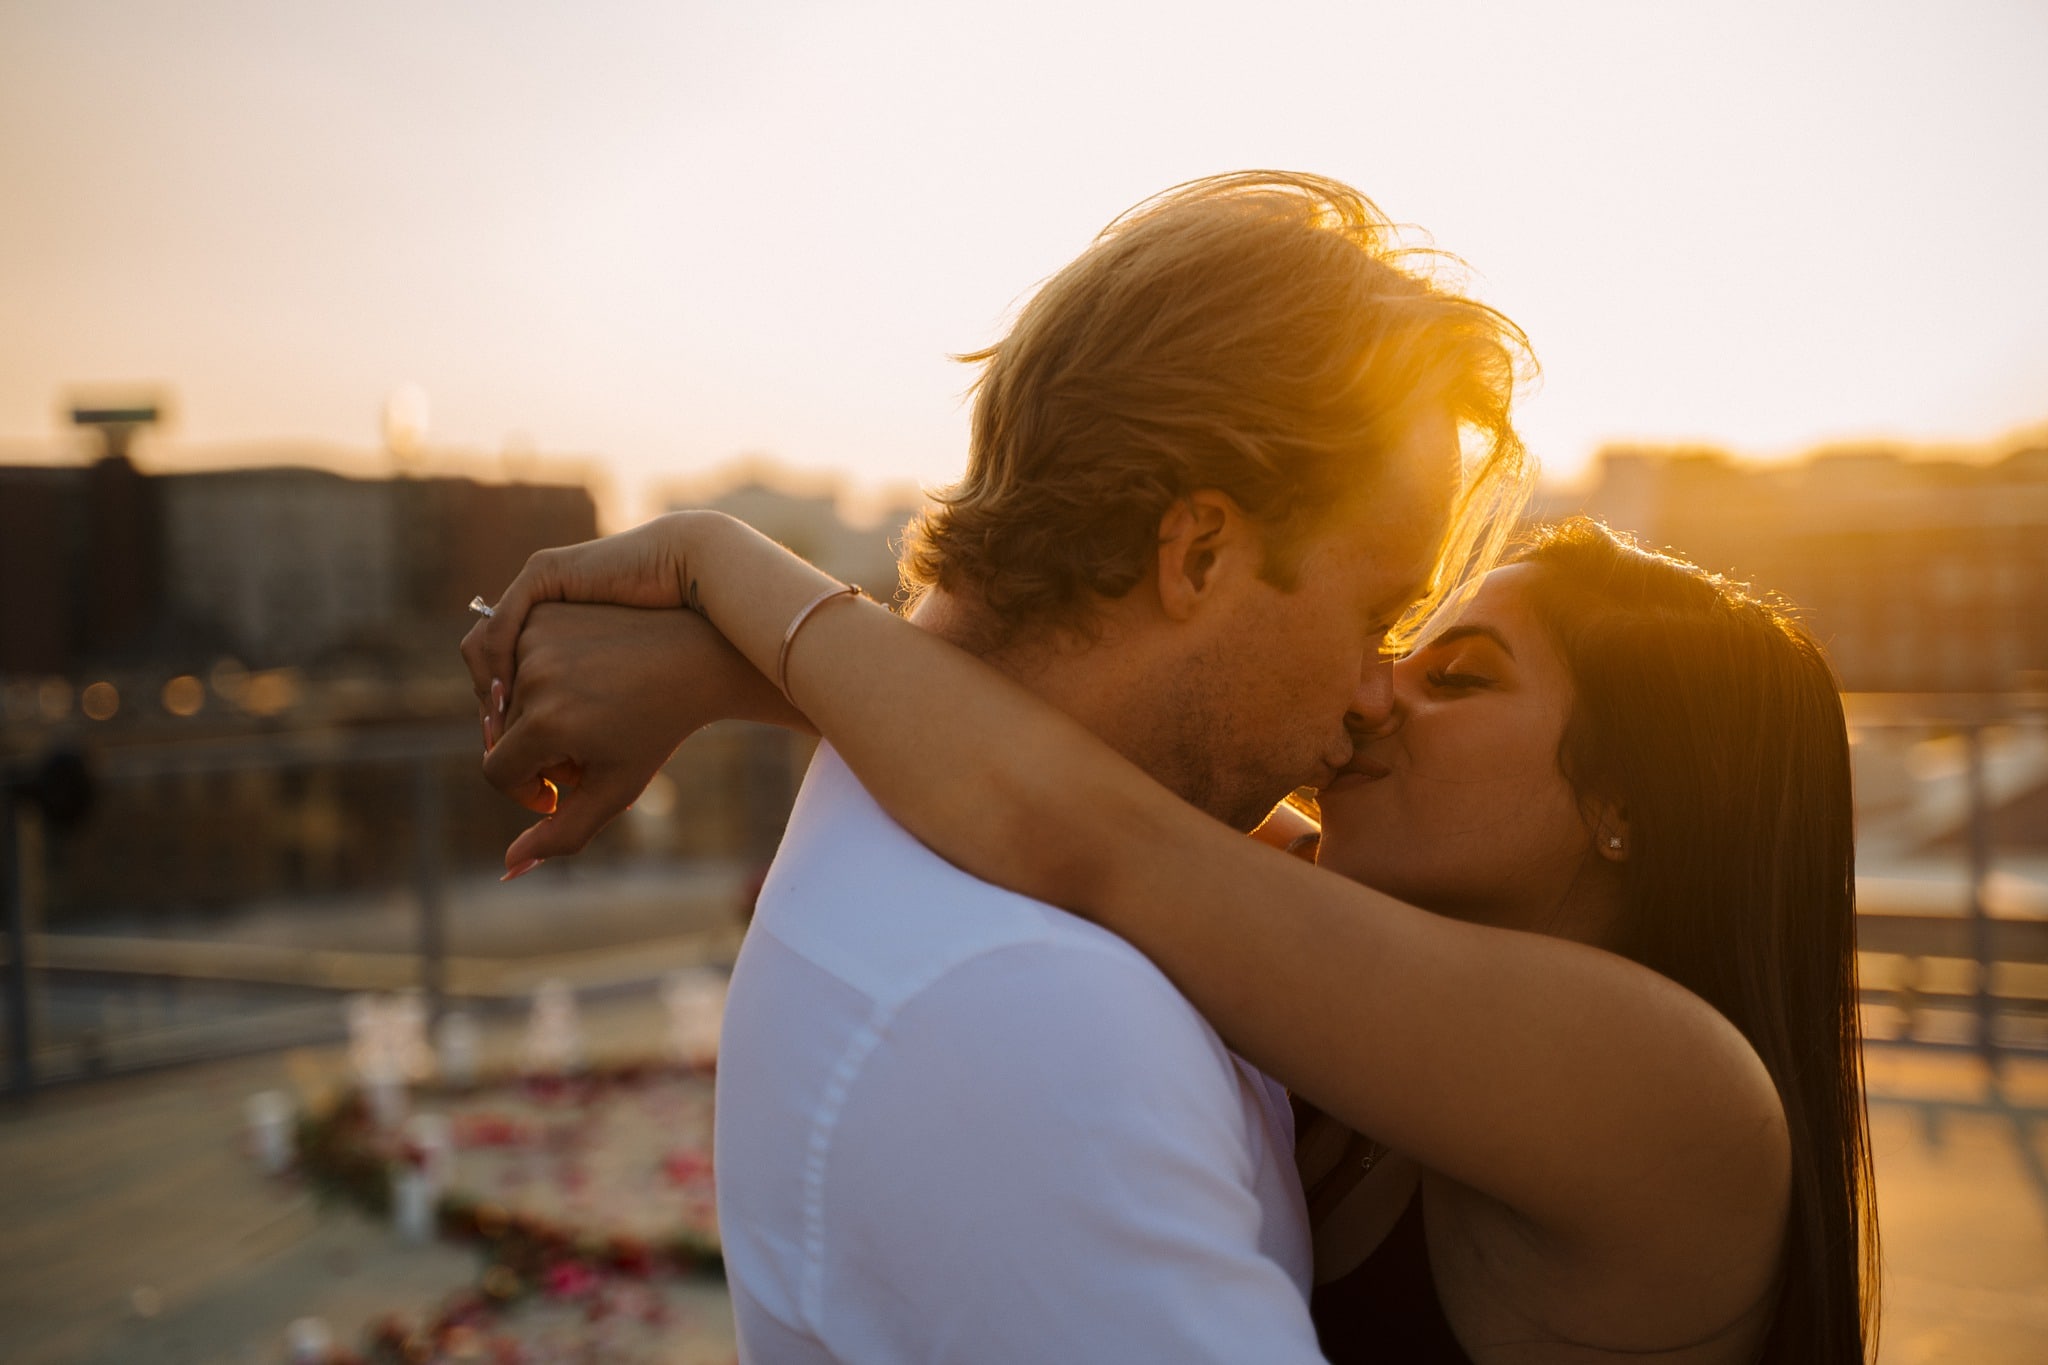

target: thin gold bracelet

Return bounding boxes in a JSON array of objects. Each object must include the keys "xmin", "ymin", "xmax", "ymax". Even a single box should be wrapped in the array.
[{"xmin": 775, "ymin": 584, "xmax": 860, "ymax": 703}]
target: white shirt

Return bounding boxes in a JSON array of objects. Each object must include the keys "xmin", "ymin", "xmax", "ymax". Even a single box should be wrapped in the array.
[{"xmin": 714, "ymin": 746, "xmax": 1323, "ymax": 1364}]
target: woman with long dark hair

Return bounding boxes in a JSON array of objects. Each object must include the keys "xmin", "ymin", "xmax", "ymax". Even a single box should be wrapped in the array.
[
  {"xmin": 466, "ymin": 512, "xmax": 1878, "ymax": 1362},
  {"xmin": 1286, "ymin": 518, "xmax": 1877, "ymax": 1361}
]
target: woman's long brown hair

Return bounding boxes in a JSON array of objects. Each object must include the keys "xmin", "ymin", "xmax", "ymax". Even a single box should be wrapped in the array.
[{"xmin": 1515, "ymin": 519, "xmax": 1878, "ymax": 1362}]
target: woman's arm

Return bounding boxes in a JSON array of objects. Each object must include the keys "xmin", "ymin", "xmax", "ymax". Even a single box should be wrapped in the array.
[{"xmin": 463, "ymin": 512, "xmax": 1790, "ymax": 1266}]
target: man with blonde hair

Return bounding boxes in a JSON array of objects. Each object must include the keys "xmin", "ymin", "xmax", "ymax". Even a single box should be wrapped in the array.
[{"xmin": 470, "ymin": 171, "xmax": 1530, "ymax": 1361}]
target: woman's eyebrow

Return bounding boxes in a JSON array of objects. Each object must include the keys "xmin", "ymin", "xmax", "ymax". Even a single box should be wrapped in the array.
[{"xmin": 1423, "ymin": 623, "xmax": 1516, "ymax": 659}]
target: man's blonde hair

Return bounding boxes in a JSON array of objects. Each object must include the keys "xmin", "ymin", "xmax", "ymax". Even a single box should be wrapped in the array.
[{"xmin": 901, "ymin": 170, "xmax": 1534, "ymax": 649}]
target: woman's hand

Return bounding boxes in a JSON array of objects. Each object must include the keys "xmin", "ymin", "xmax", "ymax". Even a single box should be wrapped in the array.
[
  {"xmin": 480, "ymin": 600, "xmax": 806, "ymax": 872},
  {"xmin": 461, "ymin": 514, "xmax": 703, "ymax": 711},
  {"xmin": 460, "ymin": 514, "xmax": 818, "ymax": 873}
]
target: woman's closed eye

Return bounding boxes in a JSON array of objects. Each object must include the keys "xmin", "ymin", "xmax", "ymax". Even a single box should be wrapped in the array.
[{"xmin": 1425, "ymin": 668, "xmax": 1493, "ymax": 691}]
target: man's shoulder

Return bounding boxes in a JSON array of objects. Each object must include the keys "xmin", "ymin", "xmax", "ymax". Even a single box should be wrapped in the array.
[{"xmin": 752, "ymin": 744, "xmax": 1177, "ymax": 1010}]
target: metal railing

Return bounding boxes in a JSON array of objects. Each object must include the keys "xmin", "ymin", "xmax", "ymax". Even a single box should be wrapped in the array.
[
  {"xmin": 1, "ymin": 728, "xmax": 473, "ymax": 1093},
  {"xmin": 6, "ymin": 694, "xmax": 2046, "ymax": 1094},
  {"xmin": 1, "ymin": 719, "xmax": 802, "ymax": 1093},
  {"xmin": 1846, "ymin": 693, "xmax": 2048, "ymax": 1066}
]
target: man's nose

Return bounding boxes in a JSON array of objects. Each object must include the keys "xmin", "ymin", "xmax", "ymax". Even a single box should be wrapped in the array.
[{"xmin": 1344, "ymin": 657, "xmax": 1399, "ymax": 741}]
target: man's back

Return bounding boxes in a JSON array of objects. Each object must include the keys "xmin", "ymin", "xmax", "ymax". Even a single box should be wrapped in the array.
[{"xmin": 714, "ymin": 746, "xmax": 1323, "ymax": 1363}]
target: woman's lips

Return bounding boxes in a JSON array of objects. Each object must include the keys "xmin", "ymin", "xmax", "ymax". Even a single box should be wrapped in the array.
[{"xmin": 1320, "ymin": 757, "xmax": 1391, "ymax": 792}]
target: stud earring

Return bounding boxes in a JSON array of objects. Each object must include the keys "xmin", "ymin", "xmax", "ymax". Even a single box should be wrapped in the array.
[{"xmin": 1607, "ymin": 835, "xmax": 1623, "ymax": 851}]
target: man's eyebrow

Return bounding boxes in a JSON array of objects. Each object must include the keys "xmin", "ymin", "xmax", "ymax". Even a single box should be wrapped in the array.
[{"xmin": 1421, "ymin": 623, "xmax": 1516, "ymax": 659}]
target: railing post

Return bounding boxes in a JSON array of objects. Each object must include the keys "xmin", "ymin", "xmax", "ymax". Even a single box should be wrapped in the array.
[
  {"xmin": 414, "ymin": 755, "xmax": 446, "ymax": 1023},
  {"xmin": 3, "ymin": 792, "xmax": 32, "ymax": 1096},
  {"xmin": 1963, "ymin": 723, "xmax": 1996, "ymax": 1071}
]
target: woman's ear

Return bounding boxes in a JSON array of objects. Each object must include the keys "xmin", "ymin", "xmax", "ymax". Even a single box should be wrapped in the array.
[
  {"xmin": 1588, "ymin": 797, "xmax": 1632, "ymax": 862},
  {"xmin": 1154, "ymin": 490, "xmax": 1250, "ymax": 621}
]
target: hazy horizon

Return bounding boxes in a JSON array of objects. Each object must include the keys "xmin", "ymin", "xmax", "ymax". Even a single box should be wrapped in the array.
[{"xmin": 5, "ymin": 0, "xmax": 2045, "ymax": 524}]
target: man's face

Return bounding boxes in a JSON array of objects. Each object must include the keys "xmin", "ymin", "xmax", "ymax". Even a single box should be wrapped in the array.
[{"xmin": 1151, "ymin": 412, "xmax": 1460, "ymax": 831}]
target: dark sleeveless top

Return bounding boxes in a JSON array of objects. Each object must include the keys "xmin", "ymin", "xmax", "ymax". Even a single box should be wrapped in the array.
[{"xmin": 1310, "ymin": 1188, "xmax": 1476, "ymax": 1364}]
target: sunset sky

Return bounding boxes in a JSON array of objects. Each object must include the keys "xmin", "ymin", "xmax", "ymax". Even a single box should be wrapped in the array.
[{"xmin": 2, "ymin": 0, "xmax": 2043, "ymax": 522}]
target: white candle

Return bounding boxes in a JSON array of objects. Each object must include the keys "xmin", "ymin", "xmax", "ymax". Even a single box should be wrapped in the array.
[
  {"xmin": 662, "ymin": 968, "xmax": 727, "ymax": 1065},
  {"xmin": 245, "ymin": 1090, "xmax": 294, "ymax": 1174},
  {"xmin": 364, "ymin": 1074, "xmax": 407, "ymax": 1130},
  {"xmin": 392, "ymin": 1166, "xmax": 439, "ymax": 1242},
  {"xmin": 392, "ymin": 990, "xmax": 434, "ymax": 1082},
  {"xmin": 286, "ymin": 1316, "xmax": 332, "ymax": 1364},
  {"xmin": 344, "ymin": 993, "xmax": 382, "ymax": 1084},
  {"xmin": 404, "ymin": 1112, "xmax": 455, "ymax": 1184},
  {"xmin": 523, "ymin": 978, "xmax": 583, "ymax": 1075},
  {"xmin": 435, "ymin": 1009, "xmax": 479, "ymax": 1087}
]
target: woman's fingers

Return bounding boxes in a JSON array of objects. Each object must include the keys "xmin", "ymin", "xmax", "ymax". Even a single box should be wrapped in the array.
[
  {"xmin": 480, "ymin": 702, "xmax": 570, "ymax": 804},
  {"xmin": 461, "ymin": 523, "xmax": 692, "ymax": 711},
  {"xmin": 460, "ymin": 552, "xmax": 557, "ymax": 705},
  {"xmin": 481, "ymin": 653, "xmax": 664, "ymax": 860},
  {"xmin": 502, "ymin": 767, "xmax": 646, "ymax": 872},
  {"xmin": 460, "ymin": 601, "xmax": 522, "ymax": 712}
]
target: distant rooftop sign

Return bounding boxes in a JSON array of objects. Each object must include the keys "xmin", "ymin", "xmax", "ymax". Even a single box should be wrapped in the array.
[{"xmin": 70, "ymin": 406, "xmax": 160, "ymax": 427}]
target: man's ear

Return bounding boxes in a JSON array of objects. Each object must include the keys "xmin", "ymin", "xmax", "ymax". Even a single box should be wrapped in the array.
[{"xmin": 1155, "ymin": 490, "xmax": 1253, "ymax": 622}]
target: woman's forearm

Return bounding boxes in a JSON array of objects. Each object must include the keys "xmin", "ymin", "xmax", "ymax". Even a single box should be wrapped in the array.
[
  {"xmin": 633, "ymin": 512, "xmax": 1790, "ymax": 1351},
  {"xmin": 668, "ymin": 512, "xmax": 1788, "ymax": 1250},
  {"xmin": 671, "ymin": 511, "xmax": 1133, "ymax": 906}
]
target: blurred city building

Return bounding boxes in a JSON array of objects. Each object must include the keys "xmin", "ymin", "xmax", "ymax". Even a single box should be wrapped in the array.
[
  {"xmin": 1, "ymin": 435, "xmax": 916, "ymax": 922},
  {"xmin": 1, "ymin": 408, "xmax": 595, "ymax": 918},
  {"xmin": 657, "ymin": 460, "xmax": 925, "ymax": 598},
  {"xmin": 1541, "ymin": 439, "xmax": 2048, "ymax": 695},
  {"xmin": 11, "ymin": 423, "xmax": 2045, "ymax": 921},
  {"xmin": 1, "ymin": 448, "xmax": 598, "ymax": 678}
]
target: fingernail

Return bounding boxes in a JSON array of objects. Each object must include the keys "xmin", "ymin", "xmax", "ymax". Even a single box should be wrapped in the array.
[
  {"xmin": 501, "ymin": 858, "xmax": 543, "ymax": 882},
  {"xmin": 481, "ymin": 709, "xmax": 495, "ymax": 754},
  {"xmin": 491, "ymin": 678, "xmax": 507, "ymax": 718}
]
